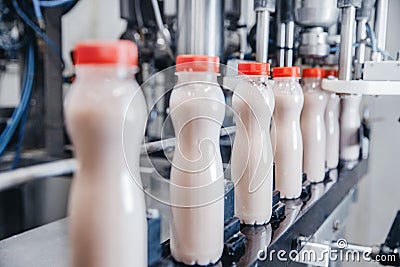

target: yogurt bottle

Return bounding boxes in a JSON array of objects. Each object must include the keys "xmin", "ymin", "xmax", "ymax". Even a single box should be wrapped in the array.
[
  {"xmin": 169, "ymin": 55, "xmax": 225, "ymax": 265},
  {"xmin": 232, "ymin": 62, "xmax": 274, "ymax": 225},
  {"xmin": 300, "ymin": 68, "xmax": 328, "ymax": 183},
  {"xmin": 324, "ymin": 69, "xmax": 340, "ymax": 169},
  {"xmin": 340, "ymin": 94, "xmax": 362, "ymax": 162},
  {"xmin": 65, "ymin": 41, "xmax": 148, "ymax": 267},
  {"xmin": 271, "ymin": 67, "xmax": 304, "ymax": 199}
]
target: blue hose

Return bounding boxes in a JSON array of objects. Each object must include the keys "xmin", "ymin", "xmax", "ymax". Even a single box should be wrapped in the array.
[
  {"xmin": 0, "ymin": 44, "xmax": 35, "ymax": 158},
  {"xmin": 13, "ymin": 0, "xmax": 64, "ymax": 69},
  {"xmin": 366, "ymin": 22, "xmax": 377, "ymax": 52},
  {"xmin": 11, "ymin": 101, "xmax": 30, "ymax": 169}
]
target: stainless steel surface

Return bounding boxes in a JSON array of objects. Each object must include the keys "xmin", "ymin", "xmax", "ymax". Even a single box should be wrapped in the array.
[
  {"xmin": 337, "ymin": 0, "xmax": 362, "ymax": 8},
  {"xmin": 284, "ymin": 20, "xmax": 294, "ymax": 66},
  {"xmin": 363, "ymin": 61, "xmax": 400, "ymax": 81},
  {"xmin": 294, "ymin": 0, "xmax": 339, "ymax": 28},
  {"xmin": 299, "ymin": 27, "xmax": 330, "ymax": 58},
  {"xmin": 255, "ymin": 10, "xmax": 270, "ymax": 62},
  {"xmin": 0, "ymin": 219, "xmax": 70, "ymax": 267},
  {"xmin": 176, "ymin": 0, "xmax": 224, "ymax": 58},
  {"xmin": 44, "ymin": 9, "xmax": 65, "ymax": 157},
  {"xmin": 331, "ymin": 242, "xmax": 373, "ymax": 255},
  {"xmin": 275, "ymin": 0, "xmax": 285, "ymax": 66},
  {"xmin": 373, "ymin": 0, "xmax": 389, "ymax": 61},
  {"xmin": 338, "ymin": 6, "xmax": 356, "ymax": 81}
]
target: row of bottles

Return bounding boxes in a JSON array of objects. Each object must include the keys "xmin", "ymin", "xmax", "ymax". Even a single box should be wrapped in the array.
[{"xmin": 64, "ymin": 41, "xmax": 361, "ymax": 266}]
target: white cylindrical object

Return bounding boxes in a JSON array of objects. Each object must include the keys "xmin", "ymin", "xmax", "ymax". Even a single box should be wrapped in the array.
[
  {"xmin": 300, "ymin": 69, "xmax": 328, "ymax": 183},
  {"xmin": 325, "ymin": 93, "xmax": 340, "ymax": 169},
  {"xmin": 272, "ymin": 67, "xmax": 304, "ymax": 199},
  {"xmin": 324, "ymin": 70, "xmax": 340, "ymax": 169},
  {"xmin": 340, "ymin": 95, "xmax": 362, "ymax": 161},
  {"xmin": 232, "ymin": 62, "xmax": 274, "ymax": 225},
  {"xmin": 65, "ymin": 41, "xmax": 148, "ymax": 267},
  {"xmin": 169, "ymin": 55, "xmax": 225, "ymax": 265}
]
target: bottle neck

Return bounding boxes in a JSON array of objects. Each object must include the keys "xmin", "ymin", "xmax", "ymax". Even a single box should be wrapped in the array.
[
  {"xmin": 302, "ymin": 77, "xmax": 322, "ymax": 91},
  {"xmin": 239, "ymin": 75, "xmax": 268, "ymax": 83},
  {"xmin": 175, "ymin": 71, "xmax": 219, "ymax": 83},
  {"xmin": 273, "ymin": 77, "xmax": 300, "ymax": 84},
  {"xmin": 75, "ymin": 65, "xmax": 137, "ymax": 81}
]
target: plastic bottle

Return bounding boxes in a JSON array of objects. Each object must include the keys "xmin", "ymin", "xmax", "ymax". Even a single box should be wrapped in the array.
[
  {"xmin": 231, "ymin": 62, "xmax": 275, "ymax": 225},
  {"xmin": 340, "ymin": 94, "xmax": 362, "ymax": 162},
  {"xmin": 65, "ymin": 41, "xmax": 148, "ymax": 267},
  {"xmin": 271, "ymin": 67, "xmax": 304, "ymax": 199},
  {"xmin": 169, "ymin": 55, "xmax": 225, "ymax": 265},
  {"xmin": 300, "ymin": 68, "xmax": 328, "ymax": 183},
  {"xmin": 324, "ymin": 69, "xmax": 340, "ymax": 169}
]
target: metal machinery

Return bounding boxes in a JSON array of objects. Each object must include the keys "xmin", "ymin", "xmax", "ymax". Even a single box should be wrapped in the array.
[{"xmin": 0, "ymin": 0, "xmax": 399, "ymax": 266}]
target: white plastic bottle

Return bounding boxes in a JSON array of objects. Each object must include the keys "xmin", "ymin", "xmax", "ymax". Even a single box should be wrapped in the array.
[
  {"xmin": 324, "ymin": 69, "xmax": 340, "ymax": 169},
  {"xmin": 340, "ymin": 94, "xmax": 362, "ymax": 162},
  {"xmin": 300, "ymin": 68, "xmax": 328, "ymax": 183},
  {"xmin": 65, "ymin": 41, "xmax": 148, "ymax": 267},
  {"xmin": 271, "ymin": 67, "xmax": 304, "ymax": 199},
  {"xmin": 169, "ymin": 55, "xmax": 225, "ymax": 265},
  {"xmin": 231, "ymin": 62, "xmax": 274, "ymax": 225}
]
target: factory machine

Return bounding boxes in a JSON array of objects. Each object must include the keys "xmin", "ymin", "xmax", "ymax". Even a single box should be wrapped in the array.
[{"xmin": 0, "ymin": 0, "xmax": 399, "ymax": 266}]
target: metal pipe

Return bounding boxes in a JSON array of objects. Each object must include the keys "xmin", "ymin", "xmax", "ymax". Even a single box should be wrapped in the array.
[
  {"xmin": 0, "ymin": 159, "xmax": 77, "ymax": 191},
  {"xmin": 256, "ymin": 10, "xmax": 270, "ymax": 62},
  {"xmin": 176, "ymin": 0, "xmax": 224, "ymax": 58},
  {"xmin": 338, "ymin": 6, "xmax": 356, "ymax": 81},
  {"xmin": 142, "ymin": 126, "xmax": 235, "ymax": 154},
  {"xmin": 276, "ymin": 22, "xmax": 286, "ymax": 66},
  {"xmin": 373, "ymin": 0, "xmax": 388, "ymax": 61},
  {"xmin": 44, "ymin": 7, "xmax": 65, "ymax": 157},
  {"xmin": 355, "ymin": 18, "xmax": 368, "ymax": 79},
  {"xmin": 331, "ymin": 242, "xmax": 373, "ymax": 255},
  {"xmin": 0, "ymin": 127, "xmax": 236, "ymax": 191},
  {"xmin": 284, "ymin": 21, "xmax": 294, "ymax": 66}
]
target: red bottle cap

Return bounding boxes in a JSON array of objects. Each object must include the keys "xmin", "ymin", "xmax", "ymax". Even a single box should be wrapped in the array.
[
  {"xmin": 176, "ymin": 55, "xmax": 220, "ymax": 73},
  {"xmin": 324, "ymin": 69, "xmax": 338, "ymax": 78},
  {"xmin": 74, "ymin": 40, "xmax": 138, "ymax": 66},
  {"xmin": 237, "ymin": 62, "xmax": 270, "ymax": 76},
  {"xmin": 272, "ymin": 67, "xmax": 300, "ymax": 78},
  {"xmin": 302, "ymin": 68, "xmax": 324, "ymax": 78}
]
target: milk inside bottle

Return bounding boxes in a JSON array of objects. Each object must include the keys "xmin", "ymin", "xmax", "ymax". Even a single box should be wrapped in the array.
[
  {"xmin": 65, "ymin": 41, "xmax": 148, "ymax": 267},
  {"xmin": 301, "ymin": 68, "xmax": 328, "ymax": 183},
  {"xmin": 232, "ymin": 62, "xmax": 274, "ymax": 225},
  {"xmin": 271, "ymin": 66, "xmax": 304, "ymax": 199},
  {"xmin": 340, "ymin": 94, "xmax": 362, "ymax": 162},
  {"xmin": 169, "ymin": 55, "xmax": 225, "ymax": 265},
  {"xmin": 324, "ymin": 69, "xmax": 340, "ymax": 169}
]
